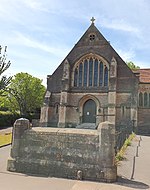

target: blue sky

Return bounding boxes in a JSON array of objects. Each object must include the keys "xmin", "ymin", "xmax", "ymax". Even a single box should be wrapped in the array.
[{"xmin": 0, "ymin": 0, "xmax": 150, "ymax": 86}]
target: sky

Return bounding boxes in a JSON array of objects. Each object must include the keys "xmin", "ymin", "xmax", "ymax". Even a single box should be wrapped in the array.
[{"xmin": 0, "ymin": 0, "xmax": 150, "ymax": 86}]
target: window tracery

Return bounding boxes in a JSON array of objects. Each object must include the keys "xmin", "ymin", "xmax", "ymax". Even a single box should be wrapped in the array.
[{"xmin": 73, "ymin": 56, "xmax": 109, "ymax": 88}]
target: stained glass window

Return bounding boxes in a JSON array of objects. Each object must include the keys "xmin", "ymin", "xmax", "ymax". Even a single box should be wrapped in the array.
[
  {"xmin": 83, "ymin": 60, "xmax": 88, "ymax": 87},
  {"xmin": 79, "ymin": 63, "xmax": 83, "ymax": 87},
  {"xmin": 73, "ymin": 57, "xmax": 109, "ymax": 88},
  {"xmin": 99, "ymin": 62, "xmax": 103, "ymax": 86},
  {"xmin": 94, "ymin": 59, "xmax": 98, "ymax": 86},
  {"xmin": 104, "ymin": 67, "xmax": 108, "ymax": 86},
  {"xmin": 89, "ymin": 58, "xmax": 93, "ymax": 86}
]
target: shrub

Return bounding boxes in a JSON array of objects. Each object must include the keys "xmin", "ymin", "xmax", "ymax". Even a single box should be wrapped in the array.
[{"xmin": 0, "ymin": 111, "xmax": 20, "ymax": 128}]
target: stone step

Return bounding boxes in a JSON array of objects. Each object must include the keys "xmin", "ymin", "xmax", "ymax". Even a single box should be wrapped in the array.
[{"xmin": 76, "ymin": 123, "xmax": 97, "ymax": 129}]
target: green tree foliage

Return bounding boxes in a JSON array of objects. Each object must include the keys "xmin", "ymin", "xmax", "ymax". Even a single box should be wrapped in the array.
[
  {"xmin": 8, "ymin": 72, "xmax": 46, "ymax": 116},
  {"xmin": 126, "ymin": 61, "xmax": 140, "ymax": 70},
  {"xmin": 0, "ymin": 46, "xmax": 12, "ymax": 94}
]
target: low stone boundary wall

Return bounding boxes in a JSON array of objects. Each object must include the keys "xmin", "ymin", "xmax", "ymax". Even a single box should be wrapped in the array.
[{"xmin": 7, "ymin": 119, "xmax": 117, "ymax": 182}]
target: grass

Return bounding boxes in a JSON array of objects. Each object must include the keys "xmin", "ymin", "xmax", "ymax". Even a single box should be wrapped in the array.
[
  {"xmin": 0, "ymin": 133, "xmax": 12, "ymax": 147},
  {"xmin": 115, "ymin": 132, "xmax": 135, "ymax": 163}
]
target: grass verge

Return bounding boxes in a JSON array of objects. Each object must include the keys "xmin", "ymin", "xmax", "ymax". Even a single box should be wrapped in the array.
[
  {"xmin": 115, "ymin": 132, "xmax": 135, "ymax": 164},
  {"xmin": 0, "ymin": 133, "xmax": 12, "ymax": 147}
]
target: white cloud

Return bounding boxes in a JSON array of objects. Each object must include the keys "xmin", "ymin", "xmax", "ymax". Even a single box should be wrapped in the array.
[
  {"xmin": 101, "ymin": 18, "xmax": 140, "ymax": 37},
  {"xmin": 12, "ymin": 31, "xmax": 69, "ymax": 57},
  {"xmin": 117, "ymin": 49, "xmax": 135, "ymax": 62},
  {"xmin": 22, "ymin": 0, "xmax": 49, "ymax": 12}
]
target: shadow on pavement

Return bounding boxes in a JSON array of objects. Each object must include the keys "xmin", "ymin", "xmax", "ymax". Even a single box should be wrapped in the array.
[{"xmin": 116, "ymin": 176, "xmax": 149, "ymax": 189}]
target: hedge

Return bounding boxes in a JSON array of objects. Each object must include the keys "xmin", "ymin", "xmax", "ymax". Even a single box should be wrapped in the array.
[
  {"xmin": 0, "ymin": 111, "xmax": 40, "ymax": 128},
  {"xmin": 0, "ymin": 111, "xmax": 20, "ymax": 128}
]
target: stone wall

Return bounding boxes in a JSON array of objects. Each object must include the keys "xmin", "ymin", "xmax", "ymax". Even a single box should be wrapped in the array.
[
  {"xmin": 138, "ymin": 108, "xmax": 150, "ymax": 134},
  {"xmin": 7, "ymin": 119, "xmax": 117, "ymax": 182}
]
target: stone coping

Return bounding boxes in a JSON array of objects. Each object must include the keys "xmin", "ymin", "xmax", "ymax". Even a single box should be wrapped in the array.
[{"xmin": 29, "ymin": 127, "xmax": 98, "ymax": 135}]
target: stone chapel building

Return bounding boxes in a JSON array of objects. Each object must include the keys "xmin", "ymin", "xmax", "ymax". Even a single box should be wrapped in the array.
[{"xmin": 40, "ymin": 18, "xmax": 150, "ymax": 134}]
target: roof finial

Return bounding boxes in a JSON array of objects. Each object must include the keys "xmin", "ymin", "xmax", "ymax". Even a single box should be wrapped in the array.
[{"xmin": 90, "ymin": 17, "xmax": 95, "ymax": 24}]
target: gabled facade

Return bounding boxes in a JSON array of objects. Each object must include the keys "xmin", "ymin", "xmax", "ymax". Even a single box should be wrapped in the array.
[
  {"xmin": 133, "ymin": 69, "xmax": 150, "ymax": 134},
  {"xmin": 40, "ymin": 20, "xmax": 139, "ymax": 132}
]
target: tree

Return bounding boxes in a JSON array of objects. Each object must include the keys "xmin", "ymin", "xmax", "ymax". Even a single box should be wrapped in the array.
[
  {"xmin": 126, "ymin": 61, "xmax": 140, "ymax": 70},
  {"xmin": 0, "ymin": 46, "xmax": 12, "ymax": 94},
  {"xmin": 8, "ymin": 72, "xmax": 46, "ymax": 116}
]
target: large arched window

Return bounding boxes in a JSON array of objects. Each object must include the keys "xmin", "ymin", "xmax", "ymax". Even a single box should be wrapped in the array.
[
  {"xmin": 139, "ymin": 92, "xmax": 143, "ymax": 107},
  {"xmin": 73, "ymin": 56, "xmax": 109, "ymax": 88}
]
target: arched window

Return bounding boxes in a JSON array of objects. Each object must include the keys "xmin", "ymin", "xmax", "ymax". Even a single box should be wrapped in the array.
[
  {"xmin": 78, "ymin": 63, "xmax": 83, "ymax": 87},
  {"xmin": 94, "ymin": 59, "xmax": 98, "ymax": 86},
  {"xmin": 104, "ymin": 67, "xmax": 108, "ymax": 86},
  {"xmin": 139, "ymin": 92, "xmax": 143, "ymax": 107},
  {"xmin": 83, "ymin": 60, "xmax": 88, "ymax": 87},
  {"xmin": 73, "ymin": 56, "xmax": 109, "ymax": 88},
  {"xmin": 144, "ymin": 92, "xmax": 148, "ymax": 107},
  {"xmin": 149, "ymin": 93, "xmax": 150, "ymax": 107},
  {"xmin": 74, "ymin": 68, "xmax": 78, "ymax": 87},
  {"xmin": 55, "ymin": 104, "xmax": 59, "ymax": 114},
  {"xmin": 99, "ymin": 62, "xmax": 103, "ymax": 86},
  {"xmin": 89, "ymin": 58, "xmax": 93, "ymax": 86}
]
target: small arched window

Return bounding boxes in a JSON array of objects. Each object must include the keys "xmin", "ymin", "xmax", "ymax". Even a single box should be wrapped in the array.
[
  {"xmin": 55, "ymin": 104, "xmax": 59, "ymax": 114},
  {"xmin": 139, "ymin": 92, "xmax": 143, "ymax": 107},
  {"xmin": 144, "ymin": 92, "xmax": 148, "ymax": 107},
  {"xmin": 104, "ymin": 67, "xmax": 108, "ymax": 86},
  {"xmin": 74, "ymin": 68, "xmax": 78, "ymax": 87}
]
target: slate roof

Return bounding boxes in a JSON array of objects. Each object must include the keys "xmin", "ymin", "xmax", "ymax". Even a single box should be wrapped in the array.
[{"xmin": 133, "ymin": 69, "xmax": 150, "ymax": 83}]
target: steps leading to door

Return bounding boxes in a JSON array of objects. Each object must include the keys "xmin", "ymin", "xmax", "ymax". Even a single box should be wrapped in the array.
[{"xmin": 76, "ymin": 123, "xmax": 97, "ymax": 129}]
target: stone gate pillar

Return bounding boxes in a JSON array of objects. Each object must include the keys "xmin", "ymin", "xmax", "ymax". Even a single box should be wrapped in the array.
[
  {"xmin": 7, "ymin": 118, "xmax": 30, "ymax": 171},
  {"xmin": 98, "ymin": 121, "xmax": 117, "ymax": 182}
]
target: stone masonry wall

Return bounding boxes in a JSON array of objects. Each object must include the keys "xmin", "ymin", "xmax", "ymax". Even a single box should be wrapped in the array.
[{"xmin": 7, "ymin": 119, "xmax": 117, "ymax": 182}]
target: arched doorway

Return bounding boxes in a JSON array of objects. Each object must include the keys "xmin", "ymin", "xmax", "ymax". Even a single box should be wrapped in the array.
[{"xmin": 83, "ymin": 99, "xmax": 96, "ymax": 123}]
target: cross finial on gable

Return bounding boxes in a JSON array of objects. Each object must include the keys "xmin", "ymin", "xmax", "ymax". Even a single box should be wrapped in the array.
[{"xmin": 90, "ymin": 17, "xmax": 95, "ymax": 24}]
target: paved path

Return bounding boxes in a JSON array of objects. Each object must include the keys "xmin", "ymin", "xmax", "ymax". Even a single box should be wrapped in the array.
[
  {"xmin": 0, "ymin": 135, "xmax": 150, "ymax": 190},
  {"xmin": 118, "ymin": 135, "xmax": 150, "ymax": 189},
  {"xmin": 0, "ymin": 127, "xmax": 12, "ymax": 135}
]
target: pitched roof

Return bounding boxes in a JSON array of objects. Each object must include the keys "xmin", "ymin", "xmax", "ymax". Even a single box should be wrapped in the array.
[{"xmin": 133, "ymin": 69, "xmax": 150, "ymax": 83}]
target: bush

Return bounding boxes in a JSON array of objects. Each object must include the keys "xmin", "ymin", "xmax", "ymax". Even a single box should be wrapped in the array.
[
  {"xmin": 115, "ymin": 132, "xmax": 135, "ymax": 164},
  {"xmin": 0, "ymin": 111, "xmax": 40, "ymax": 128},
  {"xmin": 0, "ymin": 111, "xmax": 20, "ymax": 128}
]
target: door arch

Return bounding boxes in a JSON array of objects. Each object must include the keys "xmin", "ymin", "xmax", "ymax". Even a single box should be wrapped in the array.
[{"xmin": 83, "ymin": 99, "xmax": 96, "ymax": 123}]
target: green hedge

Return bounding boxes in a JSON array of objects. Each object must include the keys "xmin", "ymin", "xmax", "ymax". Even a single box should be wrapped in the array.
[
  {"xmin": 0, "ymin": 111, "xmax": 20, "ymax": 128},
  {"xmin": 0, "ymin": 111, "xmax": 40, "ymax": 128}
]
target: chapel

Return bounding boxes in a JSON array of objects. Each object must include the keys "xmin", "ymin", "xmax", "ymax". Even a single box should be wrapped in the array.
[{"xmin": 40, "ymin": 18, "xmax": 150, "ymax": 134}]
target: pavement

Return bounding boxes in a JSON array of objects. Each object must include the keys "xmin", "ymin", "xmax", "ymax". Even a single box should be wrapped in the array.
[
  {"xmin": 0, "ymin": 127, "xmax": 13, "ymax": 135},
  {"xmin": 0, "ymin": 134, "xmax": 150, "ymax": 190}
]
